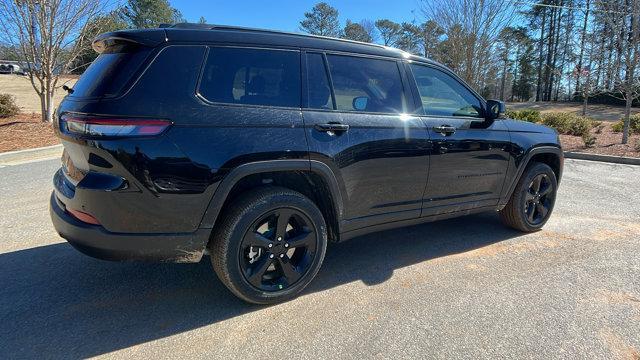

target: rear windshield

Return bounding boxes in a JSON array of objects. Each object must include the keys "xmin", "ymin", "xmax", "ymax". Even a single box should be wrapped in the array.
[{"xmin": 70, "ymin": 44, "xmax": 151, "ymax": 98}]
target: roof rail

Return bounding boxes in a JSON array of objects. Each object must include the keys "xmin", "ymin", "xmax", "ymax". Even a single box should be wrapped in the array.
[{"xmin": 167, "ymin": 22, "xmax": 391, "ymax": 50}]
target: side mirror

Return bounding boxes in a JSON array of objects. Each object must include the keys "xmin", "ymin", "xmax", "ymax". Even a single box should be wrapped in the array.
[
  {"xmin": 352, "ymin": 96, "xmax": 369, "ymax": 111},
  {"xmin": 485, "ymin": 99, "xmax": 505, "ymax": 120}
]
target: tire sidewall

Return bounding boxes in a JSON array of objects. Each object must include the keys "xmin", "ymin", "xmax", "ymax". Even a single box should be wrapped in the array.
[{"xmin": 220, "ymin": 191, "xmax": 327, "ymax": 304}]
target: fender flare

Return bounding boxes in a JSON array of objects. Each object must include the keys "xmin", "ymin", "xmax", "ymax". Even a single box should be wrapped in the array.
[
  {"xmin": 198, "ymin": 159, "xmax": 344, "ymax": 229},
  {"xmin": 499, "ymin": 145, "xmax": 563, "ymax": 207}
]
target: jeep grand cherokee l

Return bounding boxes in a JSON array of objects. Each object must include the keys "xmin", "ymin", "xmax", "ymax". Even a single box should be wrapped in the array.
[{"xmin": 50, "ymin": 24, "xmax": 563, "ymax": 304}]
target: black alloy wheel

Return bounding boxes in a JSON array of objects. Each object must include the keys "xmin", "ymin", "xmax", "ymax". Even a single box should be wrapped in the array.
[
  {"xmin": 210, "ymin": 187, "xmax": 328, "ymax": 304},
  {"xmin": 500, "ymin": 162, "xmax": 558, "ymax": 232},
  {"xmin": 523, "ymin": 173, "xmax": 554, "ymax": 226},
  {"xmin": 240, "ymin": 208, "xmax": 317, "ymax": 292}
]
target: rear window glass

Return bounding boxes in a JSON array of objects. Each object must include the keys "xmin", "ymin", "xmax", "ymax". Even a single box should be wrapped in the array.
[
  {"xmin": 326, "ymin": 54, "xmax": 405, "ymax": 114},
  {"xmin": 198, "ymin": 47, "xmax": 301, "ymax": 108},
  {"xmin": 70, "ymin": 45, "xmax": 151, "ymax": 98}
]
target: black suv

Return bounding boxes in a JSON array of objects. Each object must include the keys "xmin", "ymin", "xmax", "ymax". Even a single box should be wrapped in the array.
[{"xmin": 50, "ymin": 24, "xmax": 563, "ymax": 304}]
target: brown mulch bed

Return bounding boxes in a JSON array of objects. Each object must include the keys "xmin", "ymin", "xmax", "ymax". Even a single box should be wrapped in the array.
[
  {"xmin": 560, "ymin": 122, "xmax": 640, "ymax": 158},
  {"xmin": 0, "ymin": 113, "xmax": 60, "ymax": 153}
]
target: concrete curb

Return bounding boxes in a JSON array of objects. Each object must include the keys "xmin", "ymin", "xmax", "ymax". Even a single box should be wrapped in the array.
[
  {"xmin": 564, "ymin": 151, "xmax": 640, "ymax": 165},
  {"xmin": 0, "ymin": 144, "xmax": 62, "ymax": 166}
]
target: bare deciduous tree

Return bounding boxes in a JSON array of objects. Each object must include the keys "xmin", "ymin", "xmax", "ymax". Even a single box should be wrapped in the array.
[
  {"xmin": 420, "ymin": 0, "xmax": 518, "ymax": 89},
  {"xmin": 599, "ymin": 0, "xmax": 640, "ymax": 144},
  {"xmin": 0, "ymin": 0, "xmax": 107, "ymax": 122}
]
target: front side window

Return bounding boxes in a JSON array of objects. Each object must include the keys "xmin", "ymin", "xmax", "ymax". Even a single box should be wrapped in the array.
[
  {"xmin": 326, "ymin": 54, "xmax": 405, "ymax": 114},
  {"xmin": 199, "ymin": 47, "xmax": 301, "ymax": 108},
  {"xmin": 410, "ymin": 64, "xmax": 482, "ymax": 118}
]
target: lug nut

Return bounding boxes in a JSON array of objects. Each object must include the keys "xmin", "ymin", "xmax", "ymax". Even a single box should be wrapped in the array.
[
  {"xmin": 269, "ymin": 254, "xmax": 274, "ymax": 259},
  {"xmin": 284, "ymin": 243, "xmax": 289, "ymax": 248},
  {"xmin": 277, "ymin": 236, "xmax": 282, "ymax": 241},
  {"xmin": 268, "ymin": 243, "xmax": 273, "ymax": 248},
  {"xmin": 279, "ymin": 254, "xmax": 284, "ymax": 258}
]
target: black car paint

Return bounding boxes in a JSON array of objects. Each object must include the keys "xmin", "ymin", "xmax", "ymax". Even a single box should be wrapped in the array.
[{"xmin": 50, "ymin": 26, "xmax": 563, "ymax": 262}]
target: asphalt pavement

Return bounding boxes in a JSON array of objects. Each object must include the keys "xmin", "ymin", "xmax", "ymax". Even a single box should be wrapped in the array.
[{"xmin": 0, "ymin": 158, "xmax": 639, "ymax": 359}]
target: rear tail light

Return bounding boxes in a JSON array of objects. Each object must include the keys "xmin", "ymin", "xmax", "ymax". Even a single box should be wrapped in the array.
[
  {"xmin": 67, "ymin": 208, "xmax": 101, "ymax": 225},
  {"xmin": 60, "ymin": 115, "xmax": 171, "ymax": 137}
]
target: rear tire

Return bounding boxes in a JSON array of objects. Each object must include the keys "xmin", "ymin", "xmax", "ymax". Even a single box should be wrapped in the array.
[
  {"xmin": 500, "ymin": 162, "xmax": 557, "ymax": 232},
  {"xmin": 209, "ymin": 186, "xmax": 328, "ymax": 304}
]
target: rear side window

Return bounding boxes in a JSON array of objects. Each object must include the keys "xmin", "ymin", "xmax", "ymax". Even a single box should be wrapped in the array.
[
  {"xmin": 70, "ymin": 43, "xmax": 151, "ymax": 98},
  {"xmin": 326, "ymin": 54, "xmax": 405, "ymax": 114},
  {"xmin": 198, "ymin": 47, "xmax": 301, "ymax": 108}
]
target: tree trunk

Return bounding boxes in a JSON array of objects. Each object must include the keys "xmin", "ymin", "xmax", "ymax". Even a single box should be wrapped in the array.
[
  {"xmin": 500, "ymin": 59, "xmax": 508, "ymax": 101},
  {"xmin": 623, "ymin": 95, "xmax": 631, "ymax": 144},
  {"xmin": 39, "ymin": 93, "xmax": 47, "ymax": 123},
  {"xmin": 45, "ymin": 90, "xmax": 54, "ymax": 123},
  {"xmin": 575, "ymin": 0, "xmax": 590, "ymax": 92},
  {"xmin": 536, "ymin": 7, "xmax": 547, "ymax": 102}
]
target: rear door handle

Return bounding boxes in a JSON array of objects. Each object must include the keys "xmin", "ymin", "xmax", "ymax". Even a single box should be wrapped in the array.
[
  {"xmin": 433, "ymin": 125, "xmax": 456, "ymax": 136},
  {"xmin": 314, "ymin": 123, "xmax": 350, "ymax": 133}
]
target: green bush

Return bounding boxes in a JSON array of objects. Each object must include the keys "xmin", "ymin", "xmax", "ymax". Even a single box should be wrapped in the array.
[
  {"xmin": 611, "ymin": 114, "xmax": 640, "ymax": 135},
  {"xmin": 0, "ymin": 93, "xmax": 19, "ymax": 118},
  {"xmin": 582, "ymin": 133, "xmax": 596, "ymax": 148},
  {"xmin": 505, "ymin": 109, "xmax": 541, "ymax": 123},
  {"xmin": 541, "ymin": 112, "xmax": 596, "ymax": 136}
]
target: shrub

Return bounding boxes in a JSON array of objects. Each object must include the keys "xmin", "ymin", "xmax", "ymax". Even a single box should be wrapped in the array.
[
  {"xmin": 0, "ymin": 93, "xmax": 19, "ymax": 118},
  {"xmin": 569, "ymin": 117, "xmax": 596, "ymax": 137},
  {"xmin": 517, "ymin": 109, "xmax": 542, "ymax": 123},
  {"xmin": 635, "ymin": 139, "xmax": 640, "ymax": 152},
  {"xmin": 582, "ymin": 133, "xmax": 596, "ymax": 148},
  {"xmin": 505, "ymin": 109, "xmax": 541, "ymax": 123},
  {"xmin": 611, "ymin": 114, "xmax": 640, "ymax": 135},
  {"xmin": 595, "ymin": 123, "xmax": 604, "ymax": 134},
  {"xmin": 541, "ymin": 112, "xmax": 596, "ymax": 136},
  {"xmin": 541, "ymin": 112, "xmax": 574, "ymax": 134}
]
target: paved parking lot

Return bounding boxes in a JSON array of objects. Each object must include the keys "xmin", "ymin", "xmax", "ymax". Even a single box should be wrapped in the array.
[{"xmin": 1, "ymin": 158, "xmax": 639, "ymax": 359}]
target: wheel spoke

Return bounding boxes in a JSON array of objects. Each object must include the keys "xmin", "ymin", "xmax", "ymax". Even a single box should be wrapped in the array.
[
  {"xmin": 539, "ymin": 182, "xmax": 553, "ymax": 196},
  {"xmin": 526, "ymin": 202, "xmax": 536, "ymax": 222},
  {"xmin": 246, "ymin": 256, "xmax": 272, "ymax": 287},
  {"xmin": 525, "ymin": 191, "xmax": 535, "ymax": 201},
  {"xmin": 286, "ymin": 231, "xmax": 315, "ymax": 248},
  {"xmin": 275, "ymin": 209, "xmax": 293, "ymax": 239},
  {"xmin": 531, "ymin": 175, "xmax": 542, "ymax": 194},
  {"xmin": 277, "ymin": 257, "xmax": 302, "ymax": 284},
  {"xmin": 537, "ymin": 203, "xmax": 549, "ymax": 219},
  {"xmin": 243, "ymin": 231, "xmax": 272, "ymax": 248}
]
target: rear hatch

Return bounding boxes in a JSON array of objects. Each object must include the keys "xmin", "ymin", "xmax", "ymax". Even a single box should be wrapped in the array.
[{"xmin": 56, "ymin": 30, "xmax": 166, "ymax": 185}]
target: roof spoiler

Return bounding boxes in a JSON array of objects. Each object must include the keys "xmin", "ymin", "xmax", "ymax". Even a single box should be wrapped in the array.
[{"xmin": 92, "ymin": 29, "xmax": 167, "ymax": 54}]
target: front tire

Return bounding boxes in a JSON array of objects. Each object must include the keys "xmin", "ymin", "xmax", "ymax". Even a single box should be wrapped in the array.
[
  {"xmin": 500, "ymin": 162, "xmax": 558, "ymax": 232},
  {"xmin": 209, "ymin": 187, "xmax": 328, "ymax": 304}
]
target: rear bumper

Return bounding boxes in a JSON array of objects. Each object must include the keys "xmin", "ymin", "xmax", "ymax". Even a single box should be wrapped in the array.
[{"xmin": 49, "ymin": 193, "xmax": 210, "ymax": 263}]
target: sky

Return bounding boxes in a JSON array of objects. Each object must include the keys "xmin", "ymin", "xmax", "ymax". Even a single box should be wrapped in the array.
[{"xmin": 169, "ymin": 0, "xmax": 425, "ymax": 33}]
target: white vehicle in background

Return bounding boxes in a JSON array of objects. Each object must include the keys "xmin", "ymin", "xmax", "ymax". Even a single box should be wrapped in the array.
[{"xmin": 0, "ymin": 61, "xmax": 27, "ymax": 75}]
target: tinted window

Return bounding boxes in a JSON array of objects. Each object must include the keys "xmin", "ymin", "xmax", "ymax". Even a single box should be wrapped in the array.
[
  {"xmin": 326, "ymin": 55, "xmax": 405, "ymax": 114},
  {"xmin": 306, "ymin": 53, "xmax": 333, "ymax": 110},
  {"xmin": 71, "ymin": 44, "xmax": 151, "ymax": 98},
  {"xmin": 199, "ymin": 47, "xmax": 300, "ymax": 108},
  {"xmin": 410, "ymin": 64, "xmax": 482, "ymax": 118}
]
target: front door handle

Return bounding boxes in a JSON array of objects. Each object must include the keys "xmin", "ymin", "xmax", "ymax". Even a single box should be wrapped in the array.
[
  {"xmin": 314, "ymin": 123, "xmax": 350, "ymax": 133},
  {"xmin": 433, "ymin": 125, "xmax": 456, "ymax": 136}
]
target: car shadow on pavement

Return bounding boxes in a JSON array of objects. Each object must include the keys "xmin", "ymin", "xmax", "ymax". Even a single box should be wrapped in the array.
[{"xmin": 0, "ymin": 212, "xmax": 522, "ymax": 358}]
